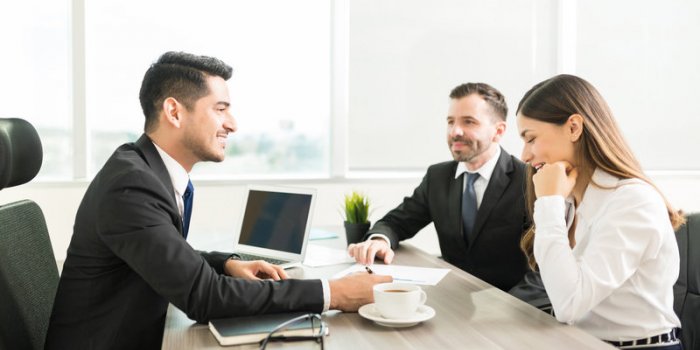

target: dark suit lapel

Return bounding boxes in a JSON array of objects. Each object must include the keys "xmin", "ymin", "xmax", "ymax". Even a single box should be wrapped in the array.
[
  {"xmin": 468, "ymin": 148, "xmax": 514, "ymax": 247},
  {"xmin": 134, "ymin": 134, "xmax": 182, "ymax": 232}
]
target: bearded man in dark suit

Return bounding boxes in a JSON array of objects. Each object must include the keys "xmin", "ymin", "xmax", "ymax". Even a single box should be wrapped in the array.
[{"xmin": 348, "ymin": 83, "xmax": 528, "ymax": 291}]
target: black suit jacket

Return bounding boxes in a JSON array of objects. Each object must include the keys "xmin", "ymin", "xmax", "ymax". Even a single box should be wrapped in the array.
[
  {"xmin": 367, "ymin": 148, "xmax": 529, "ymax": 291},
  {"xmin": 46, "ymin": 135, "xmax": 323, "ymax": 349}
]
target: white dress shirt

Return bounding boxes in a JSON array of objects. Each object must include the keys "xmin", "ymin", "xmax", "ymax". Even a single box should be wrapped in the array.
[
  {"xmin": 454, "ymin": 146, "xmax": 501, "ymax": 209},
  {"xmin": 534, "ymin": 168, "xmax": 681, "ymax": 341},
  {"xmin": 152, "ymin": 142, "xmax": 331, "ymax": 312},
  {"xmin": 153, "ymin": 143, "xmax": 189, "ymax": 218}
]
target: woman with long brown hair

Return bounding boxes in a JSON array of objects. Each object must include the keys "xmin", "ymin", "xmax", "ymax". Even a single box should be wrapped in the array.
[{"xmin": 516, "ymin": 74, "xmax": 683, "ymax": 349}]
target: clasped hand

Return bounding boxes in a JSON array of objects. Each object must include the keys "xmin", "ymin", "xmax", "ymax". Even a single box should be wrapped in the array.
[{"xmin": 532, "ymin": 161, "xmax": 578, "ymax": 198}]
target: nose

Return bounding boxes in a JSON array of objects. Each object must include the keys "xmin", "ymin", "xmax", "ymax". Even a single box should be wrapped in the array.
[
  {"xmin": 448, "ymin": 123, "xmax": 463, "ymax": 138},
  {"xmin": 223, "ymin": 112, "xmax": 237, "ymax": 133}
]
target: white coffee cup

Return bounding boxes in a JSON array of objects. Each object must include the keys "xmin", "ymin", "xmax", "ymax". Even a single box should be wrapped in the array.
[{"xmin": 373, "ymin": 282, "xmax": 427, "ymax": 319}]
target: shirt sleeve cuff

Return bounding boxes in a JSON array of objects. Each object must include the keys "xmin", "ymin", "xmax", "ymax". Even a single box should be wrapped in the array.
[
  {"xmin": 321, "ymin": 278, "xmax": 331, "ymax": 312},
  {"xmin": 366, "ymin": 234, "xmax": 391, "ymax": 246},
  {"xmin": 533, "ymin": 195, "xmax": 567, "ymax": 234}
]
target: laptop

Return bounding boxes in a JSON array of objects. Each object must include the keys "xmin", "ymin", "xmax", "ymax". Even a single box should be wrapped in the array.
[{"xmin": 233, "ymin": 185, "xmax": 316, "ymax": 269}]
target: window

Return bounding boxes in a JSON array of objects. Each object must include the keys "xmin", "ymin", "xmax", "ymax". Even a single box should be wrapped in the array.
[
  {"xmin": 0, "ymin": 0, "xmax": 71, "ymax": 180},
  {"xmin": 85, "ymin": 1, "xmax": 331, "ymax": 178}
]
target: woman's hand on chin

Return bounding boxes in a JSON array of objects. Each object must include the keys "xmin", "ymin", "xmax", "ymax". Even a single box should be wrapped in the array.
[{"xmin": 532, "ymin": 161, "xmax": 578, "ymax": 198}]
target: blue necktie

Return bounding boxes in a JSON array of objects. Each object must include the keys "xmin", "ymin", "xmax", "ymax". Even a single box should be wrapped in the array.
[
  {"xmin": 462, "ymin": 172, "xmax": 479, "ymax": 241},
  {"xmin": 182, "ymin": 180, "xmax": 194, "ymax": 239}
]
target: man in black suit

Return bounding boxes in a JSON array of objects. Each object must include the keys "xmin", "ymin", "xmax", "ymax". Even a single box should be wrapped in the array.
[
  {"xmin": 348, "ymin": 83, "xmax": 528, "ymax": 291},
  {"xmin": 46, "ymin": 52, "xmax": 390, "ymax": 349}
]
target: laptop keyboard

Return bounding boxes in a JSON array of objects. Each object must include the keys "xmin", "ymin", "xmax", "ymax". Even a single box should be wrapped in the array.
[{"xmin": 237, "ymin": 253, "xmax": 289, "ymax": 266}]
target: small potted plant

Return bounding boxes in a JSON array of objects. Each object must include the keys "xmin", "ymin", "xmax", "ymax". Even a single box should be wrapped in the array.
[{"xmin": 342, "ymin": 191, "xmax": 371, "ymax": 245}]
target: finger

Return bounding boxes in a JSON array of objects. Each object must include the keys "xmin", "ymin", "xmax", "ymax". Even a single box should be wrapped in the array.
[
  {"xmin": 383, "ymin": 248, "xmax": 395, "ymax": 264},
  {"xmin": 372, "ymin": 241, "xmax": 387, "ymax": 259},
  {"xmin": 356, "ymin": 243, "xmax": 370, "ymax": 265},
  {"xmin": 567, "ymin": 167, "xmax": 579, "ymax": 183},
  {"xmin": 258, "ymin": 262, "xmax": 282, "ymax": 281},
  {"xmin": 347, "ymin": 244, "xmax": 356, "ymax": 257},
  {"xmin": 243, "ymin": 270, "xmax": 261, "ymax": 280},
  {"xmin": 375, "ymin": 274, "xmax": 393, "ymax": 283},
  {"xmin": 351, "ymin": 242, "xmax": 368, "ymax": 263},
  {"xmin": 277, "ymin": 266, "xmax": 289, "ymax": 279},
  {"xmin": 364, "ymin": 244, "xmax": 378, "ymax": 265},
  {"xmin": 269, "ymin": 264, "xmax": 288, "ymax": 280}
]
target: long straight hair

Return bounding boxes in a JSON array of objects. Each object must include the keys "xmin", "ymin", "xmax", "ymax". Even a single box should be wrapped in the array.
[{"xmin": 516, "ymin": 74, "xmax": 685, "ymax": 270}]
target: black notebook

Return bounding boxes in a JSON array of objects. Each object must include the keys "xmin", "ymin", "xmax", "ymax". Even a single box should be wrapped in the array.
[{"xmin": 208, "ymin": 312, "xmax": 325, "ymax": 346}]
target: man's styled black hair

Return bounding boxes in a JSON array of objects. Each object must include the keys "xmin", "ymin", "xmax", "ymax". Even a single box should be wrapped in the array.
[{"xmin": 139, "ymin": 51, "xmax": 233, "ymax": 132}]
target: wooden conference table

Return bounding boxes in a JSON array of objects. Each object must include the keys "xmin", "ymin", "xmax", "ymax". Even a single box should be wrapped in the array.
[{"xmin": 162, "ymin": 236, "xmax": 614, "ymax": 349}]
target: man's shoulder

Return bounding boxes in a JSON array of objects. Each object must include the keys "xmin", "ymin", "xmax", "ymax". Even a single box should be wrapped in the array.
[
  {"xmin": 426, "ymin": 160, "xmax": 458, "ymax": 175},
  {"xmin": 92, "ymin": 142, "xmax": 160, "ymax": 191},
  {"xmin": 497, "ymin": 148, "xmax": 527, "ymax": 175},
  {"xmin": 101, "ymin": 142, "xmax": 148, "ymax": 172}
]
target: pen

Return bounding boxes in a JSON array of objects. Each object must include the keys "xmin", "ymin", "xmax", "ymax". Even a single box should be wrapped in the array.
[{"xmin": 365, "ymin": 266, "xmax": 373, "ymax": 274}]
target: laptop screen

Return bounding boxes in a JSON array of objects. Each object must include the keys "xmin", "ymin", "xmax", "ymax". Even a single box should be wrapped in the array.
[{"xmin": 238, "ymin": 190, "xmax": 313, "ymax": 254}]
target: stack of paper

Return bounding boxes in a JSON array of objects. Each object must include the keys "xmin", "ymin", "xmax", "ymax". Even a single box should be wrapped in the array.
[{"xmin": 333, "ymin": 264, "xmax": 450, "ymax": 285}]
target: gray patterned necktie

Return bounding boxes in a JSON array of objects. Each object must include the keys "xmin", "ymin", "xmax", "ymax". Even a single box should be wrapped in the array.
[{"xmin": 462, "ymin": 172, "xmax": 480, "ymax": 241}]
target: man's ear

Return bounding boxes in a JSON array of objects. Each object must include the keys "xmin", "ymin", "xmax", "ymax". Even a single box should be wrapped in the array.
[
  {"xmin": 568, "ymin": 114, "xmax": 584, "ymax": 142},
  {"xmin": 162, "ymin": 97, "xmax": 183, "ymax": 128},
  {"xmin": 491, "ymin": 120, "xmax": 507, "ymax": 142}
]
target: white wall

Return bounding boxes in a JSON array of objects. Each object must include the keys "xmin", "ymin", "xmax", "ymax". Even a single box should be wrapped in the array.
[
  {"xmin": 347, "ymin": 0, "xmax": 700, "ymax": 171},
  {"xmin": 1, "ymin": 172, "xmax": 699, "ymax": 262},
  {"xmin": 348, "ymin": 0, "xmax": 557, "ymax": 170}
]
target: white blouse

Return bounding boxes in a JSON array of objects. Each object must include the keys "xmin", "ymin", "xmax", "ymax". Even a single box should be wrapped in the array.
[{"xmin": 533, "ymin": 169, "xmax": 681, "ymax": 341}]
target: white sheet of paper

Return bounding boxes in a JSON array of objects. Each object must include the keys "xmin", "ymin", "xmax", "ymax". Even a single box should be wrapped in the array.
[
  {"xmin": 303, "ymin": 244, "xmax": 355, "ymax": 267},
  {"xmin": 332, "ymin": 264, "xmax": 450, "ymax": 285}
]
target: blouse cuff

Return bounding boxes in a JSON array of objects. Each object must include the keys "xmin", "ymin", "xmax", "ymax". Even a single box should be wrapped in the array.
[{"xmin": 533, "ymin": 195, "xmax": 567, "ymax": 235}]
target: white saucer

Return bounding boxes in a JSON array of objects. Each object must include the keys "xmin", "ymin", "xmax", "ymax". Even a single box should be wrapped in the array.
[{"xmin": 358, "ymin": 304, "xmax": 435, "ymax": 328}]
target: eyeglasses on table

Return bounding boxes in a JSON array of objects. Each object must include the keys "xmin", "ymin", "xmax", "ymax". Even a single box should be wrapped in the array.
[{"xmin": 259, "ymin": 313, "xmax": 327, "ymax": 350}]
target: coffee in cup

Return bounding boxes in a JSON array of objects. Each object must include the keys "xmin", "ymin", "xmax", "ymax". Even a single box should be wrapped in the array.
[{"xmin": 373, "ymin": 282, "xmax": 427, "ymax": 319}]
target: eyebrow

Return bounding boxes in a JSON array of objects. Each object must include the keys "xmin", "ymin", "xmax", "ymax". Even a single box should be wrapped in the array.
[
  {"xmin": 216, "ymin": 101, "xmax": 230, "ymax": 107},
  {"xmin": 447, "ymin": 115, "xmax": 476, "ymax": 120},
  {"xmin": 520, "ymin": 129, "xmax": 531, "ymax": 138}
]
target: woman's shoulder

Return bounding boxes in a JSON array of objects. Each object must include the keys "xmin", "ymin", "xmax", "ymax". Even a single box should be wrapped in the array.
[
  {"xmin": 586, "ymin": 169, "xmax": 666, "ymax": 217},
  {"xmin": 592, "ymin": 169, "xmax": 657, "ymax": 199}
]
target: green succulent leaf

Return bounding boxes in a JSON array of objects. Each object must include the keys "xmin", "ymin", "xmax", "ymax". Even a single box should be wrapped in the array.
[{"xmin": 343, "ymin": 191, "xmax": 370, "ymax": 224}]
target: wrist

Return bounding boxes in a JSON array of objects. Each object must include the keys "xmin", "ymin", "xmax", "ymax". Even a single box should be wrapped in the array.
[
  {"xmin": 224, "ymin": 254, "xmax": 241, "ymax": 276},
  {"xmin": 328, "ymin": 280, "xmax": 339, "ymax": 310}
]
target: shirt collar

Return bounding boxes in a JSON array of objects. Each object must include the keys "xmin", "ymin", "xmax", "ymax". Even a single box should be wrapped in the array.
[
  {"xmin": 576, "ymin": 168, "xmax": 626, "ymax": 220},
  {"xmin": 454, "ymin": 146, "xmax": 501, "ymax": 181},
  {"xmin": 152, "ymin": 142, "xmax": 190, "ymax": 197}
]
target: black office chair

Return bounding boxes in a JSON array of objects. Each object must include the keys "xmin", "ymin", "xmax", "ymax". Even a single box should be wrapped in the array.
[
  {"xmin": 0, "ymin": 118, "xmax": 59, "ymax": 350},
  {"xmin": 674, "ymin": 212, "xmax": 699, "ymax": 350}
]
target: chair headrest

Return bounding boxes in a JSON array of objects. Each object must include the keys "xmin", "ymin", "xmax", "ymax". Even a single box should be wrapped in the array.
[{"xmin": 0, "ymin": 118, "xmax": 43, "ymax": 191}]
